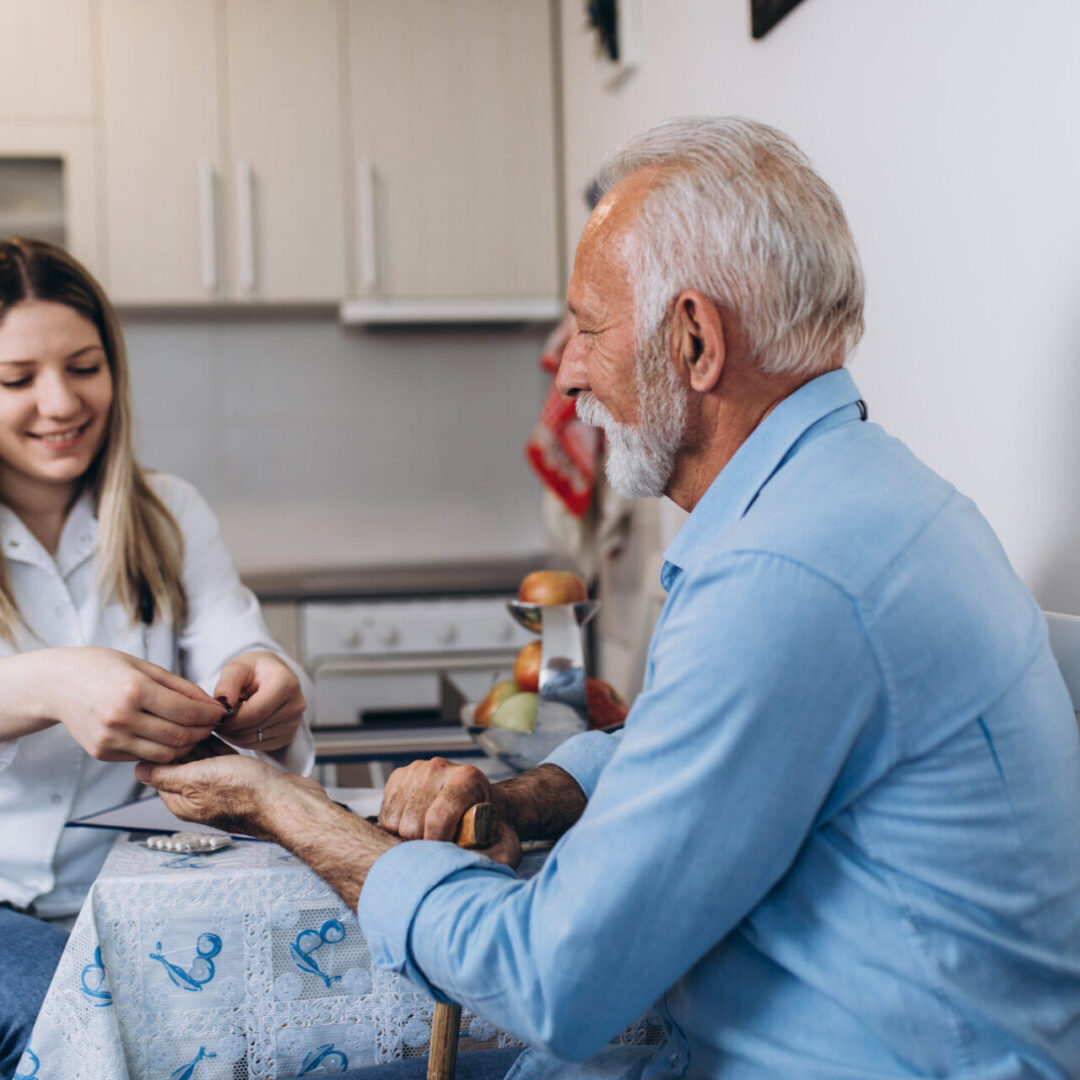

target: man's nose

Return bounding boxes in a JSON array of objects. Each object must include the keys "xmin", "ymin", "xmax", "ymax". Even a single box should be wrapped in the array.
[
  {"xmin": 554, "ymin": 333, "xmax": 588, "ymax": 399},
  {"xmin": 37, "ymin": 373, "xmax": 81, "ymax": 417}
]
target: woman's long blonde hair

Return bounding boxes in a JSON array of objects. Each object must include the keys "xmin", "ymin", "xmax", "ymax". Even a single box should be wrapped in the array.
[{"xmin": 0, "ymin": 238, "xmax": 186, "ymax": 642}]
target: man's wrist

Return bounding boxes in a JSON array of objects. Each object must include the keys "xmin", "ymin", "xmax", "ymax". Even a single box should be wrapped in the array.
[
  {"xmin": 491, "ymin": 763, "xmax": 587, "ymax": 842},
  {"xmin": 261, "ymin": 784, "xmax": 399, "ymax": 910}
]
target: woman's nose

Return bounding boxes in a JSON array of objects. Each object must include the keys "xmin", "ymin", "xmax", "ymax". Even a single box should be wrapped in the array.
[{"xmin": 36, "ymin": 373, "xmax": 82, "ymax": 418}]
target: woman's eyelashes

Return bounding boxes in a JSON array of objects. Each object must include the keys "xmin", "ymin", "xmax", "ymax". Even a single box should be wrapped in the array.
[{"xmin": 0, "ymin": 364, "xmax": 102, "ymax": 390}]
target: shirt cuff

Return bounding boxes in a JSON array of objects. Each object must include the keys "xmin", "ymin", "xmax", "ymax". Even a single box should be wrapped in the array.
[
  {"xmin": 271, "ymin": 721, "xmax": 315, "ymax": 776},
  {"xmin": 357, "ymin": 839, "xmax": 516, "ymax": 1001},
  {"xmin": 541, "ymin": 729, "xmax": 620, "ymax": 799}
]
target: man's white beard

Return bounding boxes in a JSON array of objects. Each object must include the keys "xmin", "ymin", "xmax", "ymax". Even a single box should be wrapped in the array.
[{"xmin": 575, "ymin": 336, "xmax": 688, "ymax": 499}]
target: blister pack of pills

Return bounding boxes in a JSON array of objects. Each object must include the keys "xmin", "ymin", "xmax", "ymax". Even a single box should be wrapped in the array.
[{"xmin": 141, "ymin": 831, "xmax": 233, "ymax": 854}]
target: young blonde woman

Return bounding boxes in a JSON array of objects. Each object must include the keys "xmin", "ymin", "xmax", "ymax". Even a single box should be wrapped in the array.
[{"xmin": 0, "ymin": 238, "xmax": 313, "ymax": 1079}]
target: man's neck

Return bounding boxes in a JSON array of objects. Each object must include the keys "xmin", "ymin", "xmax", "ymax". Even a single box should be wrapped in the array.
[{"xmin": 666, "ymin": 365, "xmax": 819, "ymax": 513}]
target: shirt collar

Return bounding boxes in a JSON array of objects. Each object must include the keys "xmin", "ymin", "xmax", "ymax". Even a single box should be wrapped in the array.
[
  {"xmin": 0, "ymin": 487, "xmax": 98, "ymax": 577},
  {"xmin": 661, "ymin": 368, "xmax": 864, "ymax": 586}
]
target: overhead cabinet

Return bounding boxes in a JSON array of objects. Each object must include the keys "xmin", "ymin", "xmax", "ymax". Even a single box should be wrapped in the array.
[
  {"xmin": 0, "ymin": 0, "xmax": 100, "ymax": 273},
  {"xmin": 13, "ymin": 0, "xmax": 562, "ymax": 316},
  {"xmin": 98, "ymin": 0, "xmax": 346, "ymax": 305},
  {"xmin": 342, "ymin": 0, "xmax": 562, "ymax": 322}
]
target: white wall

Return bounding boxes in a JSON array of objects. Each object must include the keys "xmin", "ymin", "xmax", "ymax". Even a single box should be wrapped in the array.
[
  {"xmin": 123, "ymin": 316, "xmax": 548, "ymax": 571},
  {"xmin": 559, "ymin": 0, "xmax": 1080, "ymax": 613}
]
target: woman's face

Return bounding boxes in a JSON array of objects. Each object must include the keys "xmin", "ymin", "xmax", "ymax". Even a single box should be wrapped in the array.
[{"xmin": 0, "ymin": 300, "xmax": 113, "ymax": 507}]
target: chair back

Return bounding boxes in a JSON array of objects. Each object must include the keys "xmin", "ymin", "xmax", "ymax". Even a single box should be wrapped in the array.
[{"xmin": 1044, "ymin": 610, "xmax": 1080, "ymax": 710}]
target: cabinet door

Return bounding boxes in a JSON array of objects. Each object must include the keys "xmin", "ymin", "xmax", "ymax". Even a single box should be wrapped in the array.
[
  {"xmin": 346, "ymin": 0, "xmax": 560, "ymax": 302},
  {"xmin": 99, "ymin": 0, "xmax": 224, "ymax": 304},
  {"xmin": 0, "ymin": 124, "xmax": 100, "ymax": 273},
  {"xmin": 224, "ymin": 0, "xmax": 347, "ymax": 302},
  {"xmin": 0, "ymin": 0, "xmax": 94, "ymax": 119}
]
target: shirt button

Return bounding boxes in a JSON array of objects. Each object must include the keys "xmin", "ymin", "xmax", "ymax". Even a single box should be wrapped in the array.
[{"xmin": 50, "ymin": 793, "xmax": 63, "ymax": 805}]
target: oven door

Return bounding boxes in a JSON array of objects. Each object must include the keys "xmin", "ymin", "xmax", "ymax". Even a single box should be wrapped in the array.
[{"xmin": 309, "ymin": 652, "xmax": 515, "ymax": 757}]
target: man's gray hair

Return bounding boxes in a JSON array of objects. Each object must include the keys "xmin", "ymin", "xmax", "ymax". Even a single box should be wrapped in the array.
[{"xmin": 595, "ymin": 117, "xmax": 865, "ymax": 377}]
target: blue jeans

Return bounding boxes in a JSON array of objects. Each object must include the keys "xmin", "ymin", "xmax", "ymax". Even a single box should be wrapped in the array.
[
  {"xmin": 340, "ymin": 1048, "xmax": 522, "ymax": 1079},
  {"xmin": 0, "ymin": 906, "xmax": 68, "ymax": 1080}
]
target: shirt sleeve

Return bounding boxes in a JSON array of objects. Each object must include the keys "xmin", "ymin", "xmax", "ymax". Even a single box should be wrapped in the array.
[
  {"xmin": 159, "ymin": 475, "xmax": 315, "ymax": 776},
  {"xmin": 540, "ymin": 729, "xmax": 621, "ymax": 799},
  {"xmin": 358, "ymin": 551, "xmax": 884, "ymax": 1061}
]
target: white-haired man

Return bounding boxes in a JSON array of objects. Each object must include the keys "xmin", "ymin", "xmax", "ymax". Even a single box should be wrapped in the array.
[{"xmin": 141, "ymin": 118, "xmax": 1080, "ymax": 1079}]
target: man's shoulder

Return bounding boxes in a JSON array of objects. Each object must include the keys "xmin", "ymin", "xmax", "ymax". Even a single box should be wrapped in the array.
[{"xmin": 709, "ymin": 421, "xmax": 962, "ymax": 598}]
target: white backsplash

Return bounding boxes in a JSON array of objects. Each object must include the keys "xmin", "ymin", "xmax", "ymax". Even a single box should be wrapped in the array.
[{"xmin": 122, "ymin": 315, "xmax": 551, "ymax": 572}]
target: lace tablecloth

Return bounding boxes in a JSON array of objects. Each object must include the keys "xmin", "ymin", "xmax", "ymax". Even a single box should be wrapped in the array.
[{"xmin": 19, "ymin": 835, "xmax": 660, "ymax": 1079}]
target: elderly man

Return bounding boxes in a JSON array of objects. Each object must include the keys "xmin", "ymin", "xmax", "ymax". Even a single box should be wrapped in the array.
[{"xmin": 141, "ymin": 118, "xmax": 1080, "ymax": 1079}]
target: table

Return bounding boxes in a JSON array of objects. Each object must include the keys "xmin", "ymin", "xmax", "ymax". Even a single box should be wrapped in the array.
[{"xmin": 19, "ymin": 834, "xmax": 660, "ymax": 1079}]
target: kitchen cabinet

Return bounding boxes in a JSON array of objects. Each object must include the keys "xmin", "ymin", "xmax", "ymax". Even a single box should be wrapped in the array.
[
  {"xmin": 0, "ymin": 0, "xmax": 94, "ymax": 120},
  {"xmin": 342, "ymin": 0, "xmax": 563, "ymax": 323},
  {"xmin": 98, "ymin": 0, "xmax": 346, "ymax": 305},
  {"xmin": 0, "ymin": 1, "xmax": 100, "ymax": 272},
  {"xmin": 0, "ymin": 124, "xmax": 100, "ymax": 273}
]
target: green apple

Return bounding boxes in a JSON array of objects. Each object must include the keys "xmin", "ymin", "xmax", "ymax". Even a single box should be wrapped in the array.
[
  {"xmin": 474, "ymin": 679, "xmax": 518, "ymax": 727},
  {"xmin": 490, "ymin": 691, "xmax": 539, "ymax": 734}
]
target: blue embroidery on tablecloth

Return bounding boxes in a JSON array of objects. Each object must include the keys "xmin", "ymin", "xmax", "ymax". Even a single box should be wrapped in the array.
[
  {"xmin": 80, "ymin": 945, "xmax": 113, "ymax": 1006},
  {"xmin": 162, "ymin": 855, "xmax": 211, "ymax": 870},
  {"xmin": 13, "ymin": 1048, "xmax": 39, "ymax": 1079},
  {"xmin": 298, "ymin": 1043, "xmax": 348, "ymax": 1075},
  {"xmin": 290, "ymin": 919, "xmax": 345, "ymax": 989},
  {"xmin": 150, "ymin": 932, "xmax": 223, "ymax": 991},
  {"xmin": 169, "ymin": 1046, "xmax": 217, "ymax": 1079}
]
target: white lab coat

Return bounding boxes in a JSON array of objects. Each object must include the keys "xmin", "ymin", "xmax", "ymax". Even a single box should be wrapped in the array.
[{"xmin": 0, "ymin": 473, "xmax": 314, "ymax": 916}]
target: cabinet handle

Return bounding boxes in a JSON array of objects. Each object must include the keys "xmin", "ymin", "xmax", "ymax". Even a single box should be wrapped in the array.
[
  {"xmin": 237, "ymin": 160, "xmax": 257, "ymax": 296},
  {"xmin": 198, "ymin": 160, "xmax": 218, "ymax": 295},
  {"xmin": 357, "ymin": 158, "xmax": 378, "ymax": 293}
]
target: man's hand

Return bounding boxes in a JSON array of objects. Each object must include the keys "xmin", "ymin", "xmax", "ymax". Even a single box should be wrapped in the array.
[
  {"xmin": 23, "ymin": 647, "xmax": 226, "ymax": 762},
  {"xmin": 380, "ymin": 757, "xmax": 521, "ymax": 866},
  {"xmin": 134, "ymin": 755, "xmax": 288, "ymax": 839},
  {"xmin": 213, "ymin": 651, "xmax": 305, "ymax": 753},
  {"xmin": 379, "ymin": 757, "xmax": 591, "ymax": 868},
  {"xmin": 136, "ymin": 756, "xmax": 399, "ymax": 909}
]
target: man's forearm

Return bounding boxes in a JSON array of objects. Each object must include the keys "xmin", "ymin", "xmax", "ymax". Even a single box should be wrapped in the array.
[
  {"xmin": 491, "ymin": 763, "xmax": 587, "ymax": 842},
  {"xmin": 263, "ymin": 786, "xmax": 399, "ymax": 910}
]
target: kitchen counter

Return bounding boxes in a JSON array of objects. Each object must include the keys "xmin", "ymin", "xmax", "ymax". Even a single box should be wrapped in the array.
[{"xmin": 241, "ymin": 553, "xmax": 575, "ymax": 602}]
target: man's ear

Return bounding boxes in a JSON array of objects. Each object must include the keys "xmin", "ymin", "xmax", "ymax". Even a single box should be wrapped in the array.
[{"xmin": 672, "ymin": 290, "xmax": 725, "ymax": 393}]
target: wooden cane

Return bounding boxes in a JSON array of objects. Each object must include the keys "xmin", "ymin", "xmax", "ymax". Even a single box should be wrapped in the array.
[{"xmin": 426, "ymin": 802, "xmax": 498, "ymax": 1080}]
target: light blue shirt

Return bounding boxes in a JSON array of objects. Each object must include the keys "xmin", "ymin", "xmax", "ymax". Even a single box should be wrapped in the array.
[{"xmin": 359, "ymin": 369, "xmax": 1080, "ymax": 1079}]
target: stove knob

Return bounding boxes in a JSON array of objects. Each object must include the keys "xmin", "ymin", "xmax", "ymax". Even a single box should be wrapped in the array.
[
  {"xmin": 437, "ymin": 623, "xmax": 458, "ymax": 645},
  {"xmin": 342, "ymin": 627, "xmax": 363, "ymax": 650},
  {"xmin": 379, "ymin": 626, "xmax": 400, "ymax": 647}
]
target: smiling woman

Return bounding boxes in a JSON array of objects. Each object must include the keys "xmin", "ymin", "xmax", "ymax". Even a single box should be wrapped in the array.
[{"xmin": 0, "ymin": 238, "xmax": 315, "ymax": 1080}]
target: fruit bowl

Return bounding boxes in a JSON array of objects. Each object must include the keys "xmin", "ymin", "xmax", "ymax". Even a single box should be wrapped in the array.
[
  {"xmin": 507, "ymin": 599, "xmax": 600, "ymax": 635},
  {"xmin": 462, "ymin": 701, "xmax": 588, "ymax": 773}
]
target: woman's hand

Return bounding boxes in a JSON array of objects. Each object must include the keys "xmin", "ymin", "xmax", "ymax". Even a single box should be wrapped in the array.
[
  {"xmin": 16, "ymin": 647, "xmax": 227, "ymax": 762},
  {"xmin": 212, "ymin": 651, "xmax": 305, "ymax": 753}
]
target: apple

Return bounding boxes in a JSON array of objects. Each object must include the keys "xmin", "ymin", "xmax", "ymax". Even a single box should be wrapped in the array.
[
  {"xmin": 490, "ymin": 691, "xmax": 539, "ymax": 734},
  {"xmin": 513, "ymin": 640, "xmax": 542, "ymax": 693},
  {"xmin": 473, "ymin": 679, "xmax": 518, "ymax": 727},
  {"xmin": 517, "ymin": 570, "xmax": 588, "ymax": 607},
  {"xmin": 586, "ymin": 678, "xmax": 629, "ymax": 730}
]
